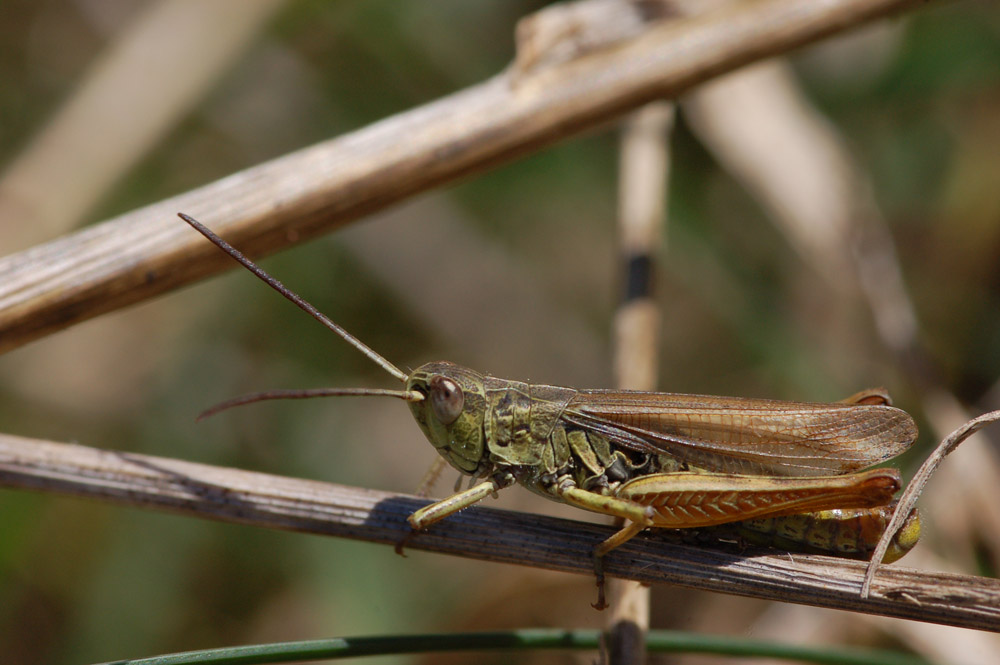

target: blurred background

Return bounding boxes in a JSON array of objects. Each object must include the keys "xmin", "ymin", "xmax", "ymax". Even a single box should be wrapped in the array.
[{"xmin": 0, "ymin": 1, "xmax": 999, "ymax": 663}]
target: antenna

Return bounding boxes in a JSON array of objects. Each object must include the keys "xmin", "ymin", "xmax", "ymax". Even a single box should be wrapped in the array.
[
  {"xmin": 178, "ymin": 213, "xmax": 423, "ymax": 409},
  {"xmin": 196, "ymin": 387, "xmax": 423, "ymax": 421}
]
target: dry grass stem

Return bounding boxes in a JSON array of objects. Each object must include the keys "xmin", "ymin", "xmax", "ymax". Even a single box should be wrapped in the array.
[
  {"xmin": 606, "ymin": 100, "xmax": 674, "ymax": 664},
  {"xmin": 0, "ymin": 0, "xmax": 929, "ymax": 355},
  {"xmin": 0, "ymin": 432, "xmax": 996, "ymax": 632},
  {"xmin": 864, "ymin": 410, "xmax": 1000, "ymax": 596}
]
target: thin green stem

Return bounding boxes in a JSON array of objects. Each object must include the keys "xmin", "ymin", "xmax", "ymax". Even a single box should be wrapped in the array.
[{"xmin": 96, "ymin": 629, "xmax": 929, "ymax": 665}]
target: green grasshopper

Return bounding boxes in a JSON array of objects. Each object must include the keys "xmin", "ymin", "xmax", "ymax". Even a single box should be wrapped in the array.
[{"xmin": 179, "ymin": 213, "xmax": 920, "ymax": 609}]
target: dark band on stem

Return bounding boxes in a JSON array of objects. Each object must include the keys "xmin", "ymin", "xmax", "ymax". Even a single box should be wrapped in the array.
[{"xmin": 623, "ymin": 253, "xmax": 653, "ymax": 303}]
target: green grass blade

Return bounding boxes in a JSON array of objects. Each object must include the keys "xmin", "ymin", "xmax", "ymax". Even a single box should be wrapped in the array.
[{"xmin": 95, "ymin": 628, "xmax": 929, "ymax": 665}]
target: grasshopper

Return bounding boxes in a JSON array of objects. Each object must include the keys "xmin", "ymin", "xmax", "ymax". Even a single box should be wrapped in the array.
[{"xmin": 179, "ymin": 213, "xmax": 920, "ymax": 609}]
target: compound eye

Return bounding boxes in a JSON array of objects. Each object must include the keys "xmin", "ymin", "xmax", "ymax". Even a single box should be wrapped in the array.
[{"xmin": 429, "ymin": 375, "xmax": 464, "ymax": 425}]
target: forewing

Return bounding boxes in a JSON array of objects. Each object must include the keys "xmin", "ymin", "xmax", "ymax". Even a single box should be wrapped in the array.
[{"xmin": 562, "ymin": 391, "xmax": 917, "ymax": 476}]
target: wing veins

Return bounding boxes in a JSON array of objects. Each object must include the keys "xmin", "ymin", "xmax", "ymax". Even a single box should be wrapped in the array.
[{"xmin": 563, "ymin": 392, "xmax": 916, "ymax": 476}]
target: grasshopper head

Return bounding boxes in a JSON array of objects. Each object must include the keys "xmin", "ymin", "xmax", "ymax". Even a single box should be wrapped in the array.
[{"xmin": 406, "ymin": 361, "xmax": 489, "ymax": 476}]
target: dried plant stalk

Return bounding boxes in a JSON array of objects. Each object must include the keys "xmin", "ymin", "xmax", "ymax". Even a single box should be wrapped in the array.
[
  {"xmin": 606, "ymin": 101, "xmax": 674, "ymax": 662},
  {"xmin": 0, "ymin": 432, "xmax": 997, "ymax": 632},
  {"xmin": 0, "ymin": 0, "xmax": 928, "ymax": 355}
]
